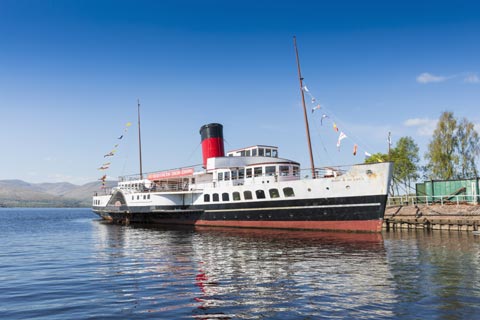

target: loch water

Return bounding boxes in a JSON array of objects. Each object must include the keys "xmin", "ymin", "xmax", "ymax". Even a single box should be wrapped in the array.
[{"xmin": 1, "ymin": 208, "xmax": 479, "ymax": 319}]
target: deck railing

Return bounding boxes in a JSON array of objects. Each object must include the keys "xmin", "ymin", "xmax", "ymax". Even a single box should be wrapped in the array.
[{"xmin": 388, "ymin": 195, "xmax": 479, "ymax": 206}]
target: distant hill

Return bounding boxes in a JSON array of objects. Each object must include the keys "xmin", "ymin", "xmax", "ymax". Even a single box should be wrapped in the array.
[{"xmin": 0, "ymin": 179, "xmax": 116, "ymax": 208}]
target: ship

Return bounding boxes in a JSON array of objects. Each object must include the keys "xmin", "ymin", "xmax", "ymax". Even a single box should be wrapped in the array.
[
  {"xmin": 92, "ymin": 38, "xmax": 393, "ymax": 232},
  {"xmin": 92, "ymin": 122, "xmax": 392, "ymax": 232}
]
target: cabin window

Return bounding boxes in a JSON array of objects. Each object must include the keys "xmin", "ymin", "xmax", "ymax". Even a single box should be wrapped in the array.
[
  {"xmin": 147, "ymin": 195, "xmax": 150, "ymax": 199},
  {"xmin": 233, "ymin": 192, "xmax": 241, "ymax": 201},
  {"xmin": 143, "ymin": 195, "xmax": 146, "ymax": 200},
  {"xmin": 269, "ymin": 188, "xmax": 280, "ymax": 198},
  {"xmin": 231, "ymin": 170, "xmax": 237, "ymax": 180},
  {"xmin": 137, "ymin": 195, "xmax": 139, "ymax": 200},
  {"xmin": 132, "ymin": 196, "xmax": 134, "ymax": 200},
  {"xmin": 272, "ymin": 149, "xmax": 278, "ymax": 157},
  {"xmin": 191, "ymin": 178, "xmax": 195, "ymax": 184},
  {"xmin": 245, "ymin": 150, "xmax": 251, "ymax": 156},
  {"xmin": 222, "ymin": 193, "xmax": 229, "ymax": 201},
  {"xmin": 246, "ymin": 168, "xmax": 253, "ymax": 178},
  {"xmin": 265, "ymin": 149, "xmax": 271, "ymax": 157},
  {"xmin": 244, "ymin": 190, "xmax": 253, "ymax": 200},
  {"xmin": 293, "ymin": 166, "xmax": 300, "ymax": 177},
  {"xmin": 258, "ymin": 148, "xmax": 264, "ymax": 156},
  {"xmin": 280, "ymin": 166, "xmax": 289, "ymax": 176},
  {"xmin": 204, "ymin": 194, "xmax": 210, "ymax": 202},
  {"xmin": 218, "ymin": 172, "xmax": 223, "ymax": 181},
  {"xmin": 254, "ymin": 167, "xmax": 262, "ymax": 177},
  {"xmin": 240, "ymin": 150, "xmax": 246, "ymax": 156},
  {"xmin": 224, "ymin": 171, "xmax": 230, "ymax": 181},
  {"xmin": 265, "ymin": 166, "xmax": 276, "ymax": 176},
  {"xmin": 238, "ymin": 169, "xmax": 245, "ymax": 179},
  {"xmin": 212, "ymin": 193, "xmax": 219, "ymax": 202},
  {"xmin": 283, "ymin": 187, "xmax": 295, "ymax": 198},
  {"xmin": 256, "ymin": 190, "xmax": 266, "ymax": 199},
  {"xmin": 252, "ymin": 149, "xmax": 257, "ymax": 156}
]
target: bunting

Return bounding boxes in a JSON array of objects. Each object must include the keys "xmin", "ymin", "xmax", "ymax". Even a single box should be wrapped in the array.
[
  {"xmin": 303, "ymin": 81, "xmax": 375, "ymax": 159},
  {"xmin": 97, "ymin": 121, "xmax": 132, "ymax": 182}
]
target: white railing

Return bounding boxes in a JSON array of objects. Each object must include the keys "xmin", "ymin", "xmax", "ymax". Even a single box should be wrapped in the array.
[{"xmin": 388, "ymin": 195, "xmax": 478, "ymax": 206}]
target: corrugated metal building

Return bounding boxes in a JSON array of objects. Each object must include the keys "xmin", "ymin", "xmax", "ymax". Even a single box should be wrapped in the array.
[{"xmin": 416, "ymin": 178, "xmax": 480, "ymax": 204}]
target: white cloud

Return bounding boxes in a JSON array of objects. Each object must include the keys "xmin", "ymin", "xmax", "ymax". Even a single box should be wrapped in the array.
[
  {"xmin": 417, "ymin": 71, "xmax": 479, "ymax": 84},
  {"xmin": 464, "ymin": 73, "xmax": 479, "ymax": 83},
  {"xmin": 404, "ymin": 118, "xmax": 437, "ymax": 136},
  {"xmin": 416, "ymin": 72, "xmax": 448, "ymax": 84}
]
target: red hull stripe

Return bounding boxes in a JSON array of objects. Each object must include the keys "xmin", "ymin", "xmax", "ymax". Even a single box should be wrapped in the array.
[{"xmin": 149, "ymin": 219, "xmax": 383, "ymax": 232}]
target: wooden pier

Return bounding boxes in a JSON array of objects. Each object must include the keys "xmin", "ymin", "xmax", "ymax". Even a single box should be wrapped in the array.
[{"xmin": 384, "ymin": 204, "xmax": 480, "ymax": 231}]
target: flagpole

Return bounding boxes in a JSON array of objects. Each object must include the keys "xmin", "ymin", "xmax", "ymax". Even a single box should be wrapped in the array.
[
  {"xmin": 137, "ymin": 99, "xmax": 143, "ymax": 180},
  {"xmin": 293, "ymin": 36, "xmax": 316, "ymax": 178}
]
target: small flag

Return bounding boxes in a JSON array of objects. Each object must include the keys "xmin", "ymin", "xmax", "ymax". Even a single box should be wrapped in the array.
[
  {"xmin": 126, "ymin": 122, "xmax": 132, "ymax": 127},
  {"xmin": 99, "ymin": 175, "xmax": 107, "ymax": 181},
  {"xmin": 337, "ymin": 131, "xmax": 347, "ymax": 149},
  {"xmin": 311, "ymin": 97, "xmax": 316, "ymax": 104},
  {"xmin": 321, "ymin": 114, "xmax": 328, "ymax": 125},
  {"xmin": 104, "ymin": 150, "xmax": 116, "ymax": 157},
  {"xmin": 365, "ymin": 151, "xmax": 372, "ymax": 157},
  {"xmin": 118, "ymin": 135, "xmax": 123, "ymax": 140},
  {"xmin": 353, "ymin": 144, "xmax": 358, "ymax": 156},
  {"xmin": 302, "ymin": 85, "xmax": 309, "ymax": 92},
  {"xmin": 333, "ymin": 122, "xmax": 339, "ymax": 132},
  {"xmin": 311, "ymin": 104, "xmax": 321, "ymax": 113}
]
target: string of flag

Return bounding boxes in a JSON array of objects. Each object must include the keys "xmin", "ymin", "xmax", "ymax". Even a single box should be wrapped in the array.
[
  {"xmin": 302, "ymin": 84, "xmax": 372, "ymax": 158},
  {"xmin": 97, "ymin": 122, "xmax": 132, "ymax": 186}
]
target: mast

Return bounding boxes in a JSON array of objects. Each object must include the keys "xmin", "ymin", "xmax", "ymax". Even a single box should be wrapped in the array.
[
  {"xmin": 137, "ymin": 99, "xmax": 143, "ymax": 180},
  {"xmin": 293, "ymin": 36, "xmax": 316, "ymax": 178}
]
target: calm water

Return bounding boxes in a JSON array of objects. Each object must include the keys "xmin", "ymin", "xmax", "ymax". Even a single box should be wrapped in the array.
[{"xmin": 1, "ymin": 208, "xmax": 479, "ymax": 319}]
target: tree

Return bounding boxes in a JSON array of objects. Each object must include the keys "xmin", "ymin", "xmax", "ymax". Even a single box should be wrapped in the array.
[
  {"xmin": 364, "ymin": 152, "xmax": 389, "ymax": 164},
  {"xmin": 364, "ymin": 137, "xmax": 420, "ymax": 195},
  {"xmin": 424, "ymin": 111, "xmax": 480, "ymax": 180},
  {"xmin": 424, "ymin": 111, "xmax": 458, "ymax": 180},
  {"xmin": 391, "ymin": 137, "xmax": 420, "ymax": 193},
  {"xmin": 456, "ymin": 117, "xmax": 480, "ymax": 178}
]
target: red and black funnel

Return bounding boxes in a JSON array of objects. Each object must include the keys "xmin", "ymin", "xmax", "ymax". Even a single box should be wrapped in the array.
[{"xmin": 200, "ymin": 123, "xmax": 225, "ymax": 168}]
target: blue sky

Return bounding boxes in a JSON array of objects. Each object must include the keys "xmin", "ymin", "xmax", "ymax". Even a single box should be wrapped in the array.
[{"xmin": 1, "ymin": 0, "xmax": 479, "ymax": 184}]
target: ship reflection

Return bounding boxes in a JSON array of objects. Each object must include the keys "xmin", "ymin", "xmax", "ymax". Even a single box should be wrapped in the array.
[{"xmin": 92, "ymin": 222, "xmax": 395, "ymax": 319}]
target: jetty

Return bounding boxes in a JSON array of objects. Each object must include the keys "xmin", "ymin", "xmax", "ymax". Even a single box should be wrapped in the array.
[
  {"xmin": 384, "ymin": 177, "xmax": 480, "ymax": 232},
  {"xmin": 384, "ymin": 197, "xmax": 480, "ymax": 231}
]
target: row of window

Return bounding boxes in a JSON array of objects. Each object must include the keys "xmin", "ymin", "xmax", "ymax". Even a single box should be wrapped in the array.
[
  {"xmin": 218, "ymin": 166, "xmax": 299, "ymax": 181},
  {"xmin": 132, "ymin": 194, "xmax": 151, "ymax": 200},
  {"xmin": 204, "ymin": 187, "xmax": 295, "ymax": 202},
  {"xmin": 93, "ymin": 200, "xmax": 101, "ymax": 205},
  {"xmin": 236, "ymin": 148, "xmax": 278, "ymax": 157}
]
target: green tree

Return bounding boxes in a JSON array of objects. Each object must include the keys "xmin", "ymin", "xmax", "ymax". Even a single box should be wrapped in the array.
[
  {"xmin": 365, "ymin": 137, "xmax": 420, "ymax": 196},
  {"xmin": 456, "ymin": 117, "xmax": 480, "ymax": 178},
  {"xmin": 424, "ymin": 111, "xmax": 480, "ymax": 180},
  {"xmin": 364, "ymin": 152, "xmax": 389, "ymax": 164},
  {"xmin": 391, "ymin": 136, "xmax": 419, "ymax": 193},
  {"xmin": 425, "ymin": 111, "xmax": 458, "ymax": 180}
]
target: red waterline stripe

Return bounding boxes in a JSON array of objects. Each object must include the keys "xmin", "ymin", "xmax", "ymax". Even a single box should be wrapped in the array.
[{"xmin": 150, "ymin": 219, "xmax": 383, "ymax": 232}]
